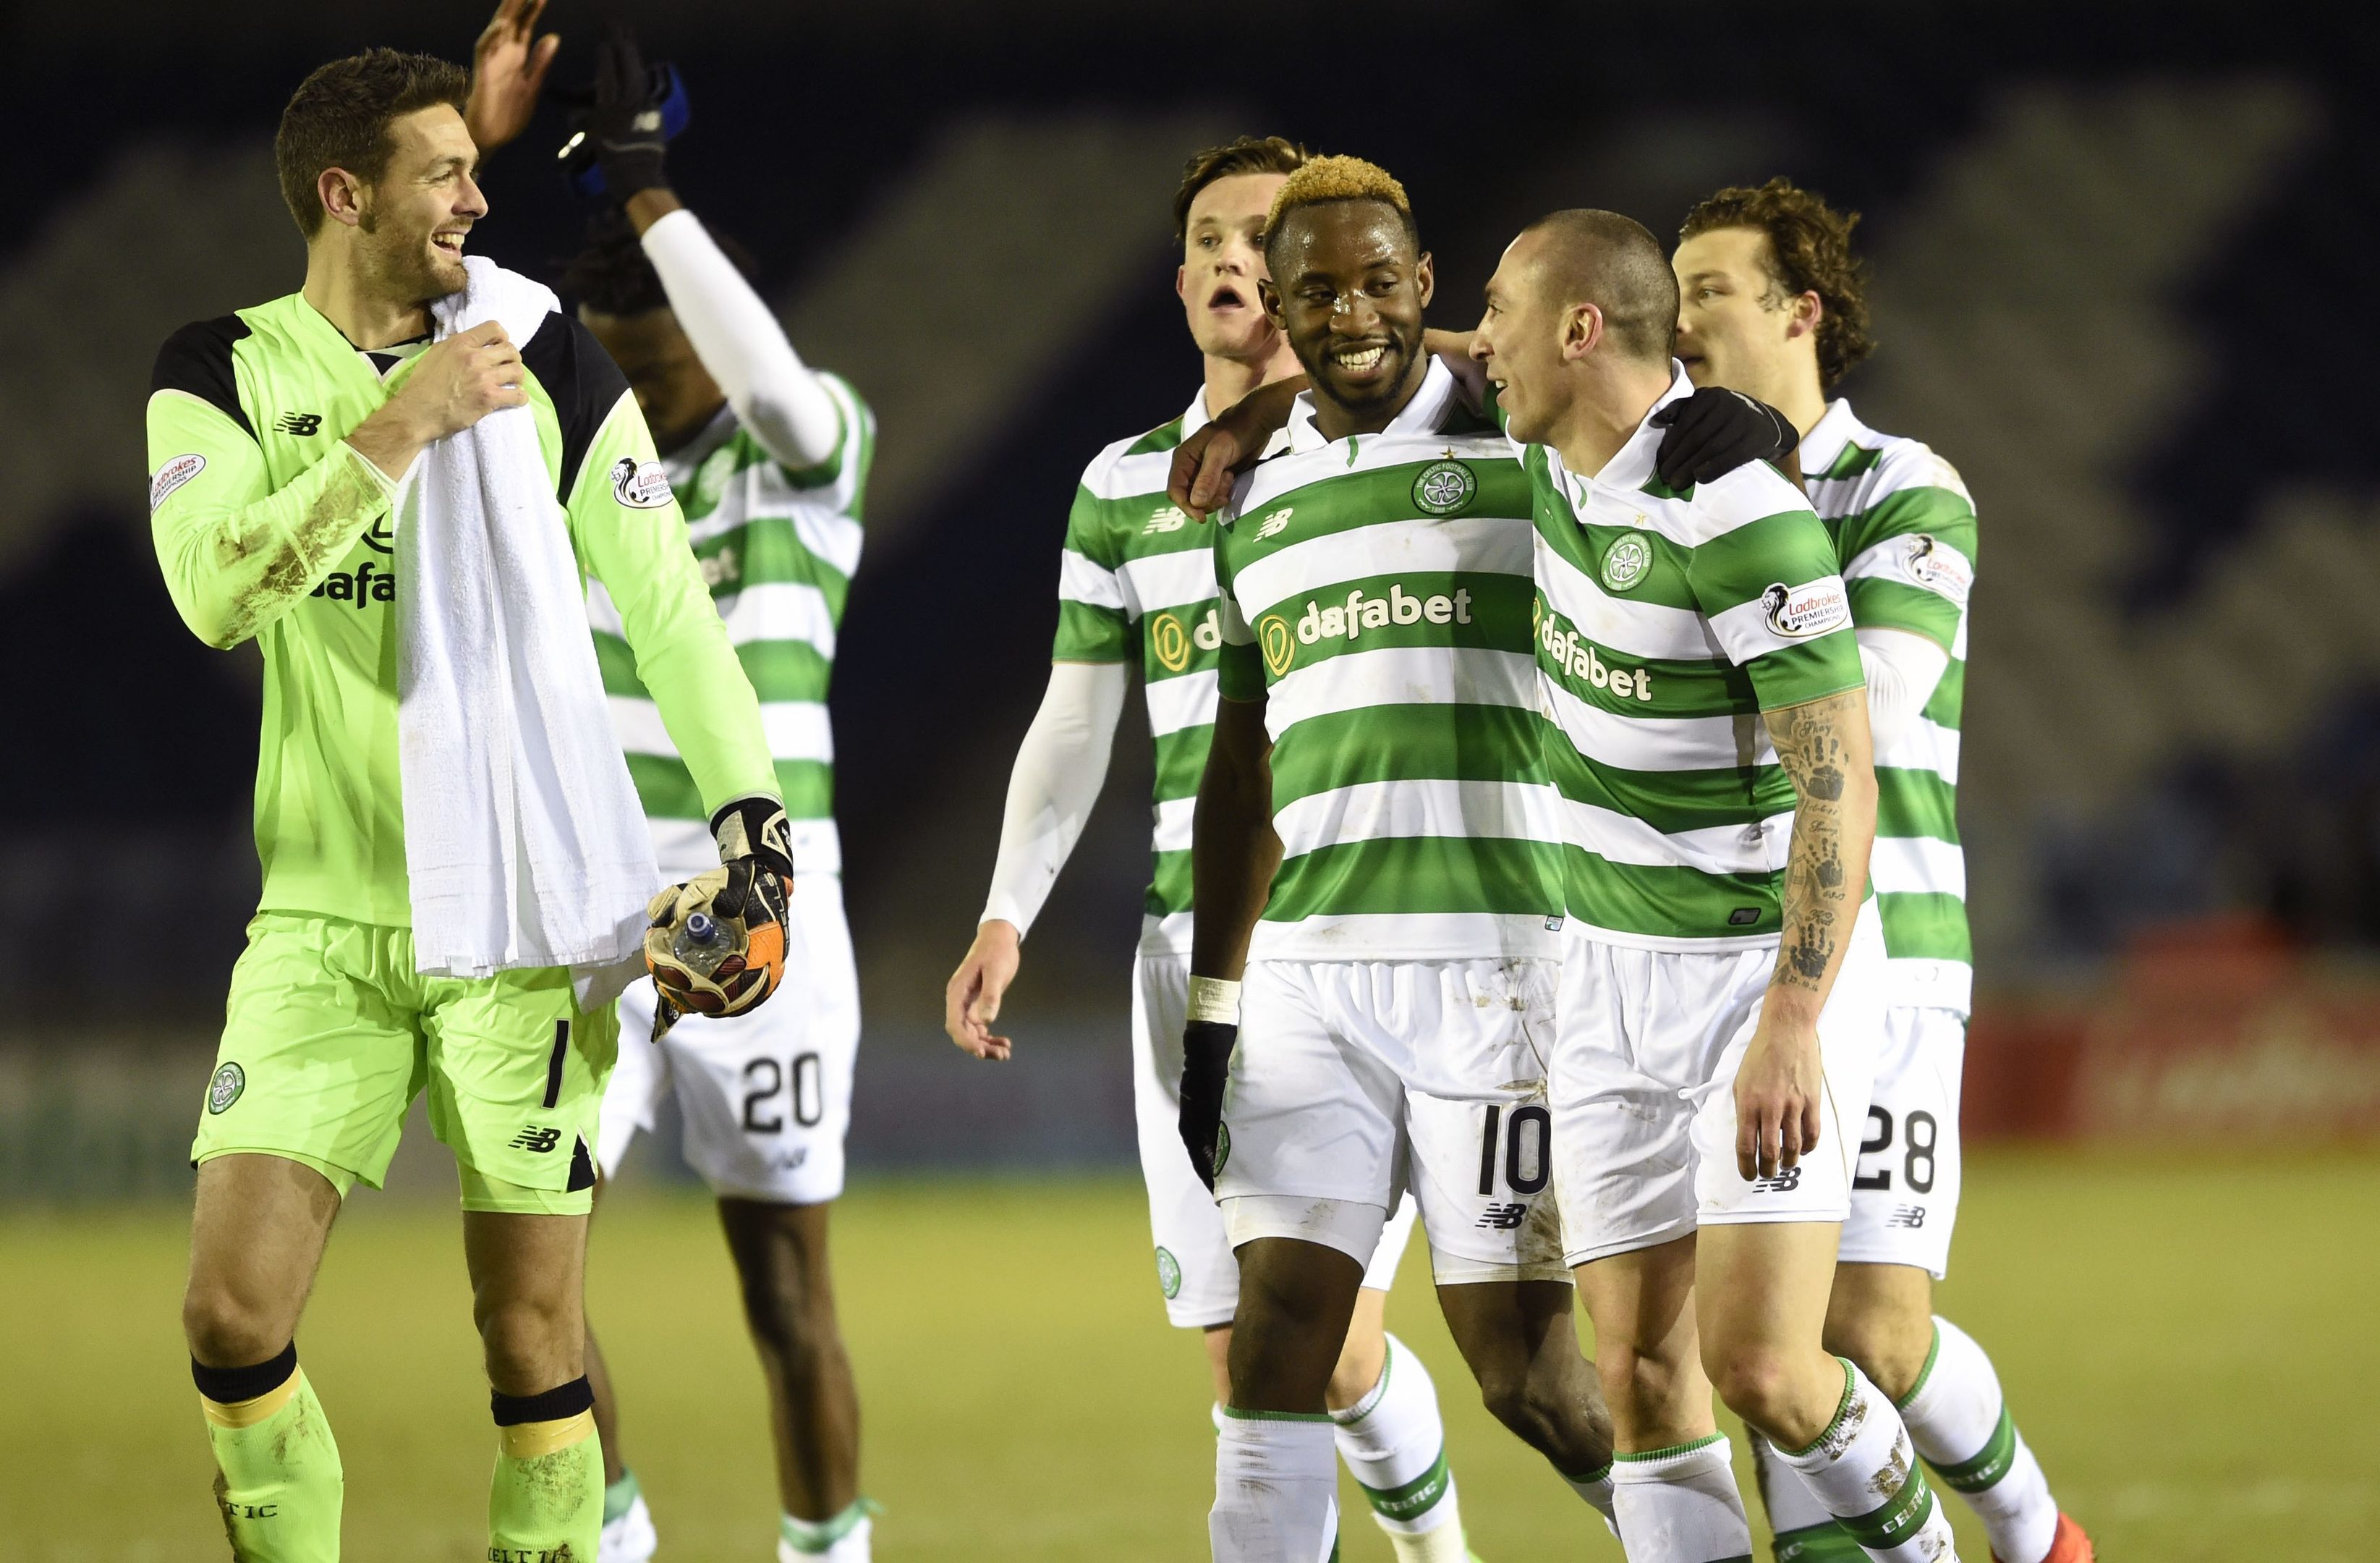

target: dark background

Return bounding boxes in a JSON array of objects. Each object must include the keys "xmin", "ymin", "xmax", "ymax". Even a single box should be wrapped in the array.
[{"xmin": 3, "ymin": 2, "xmax": 2376, "ymax": 1164}]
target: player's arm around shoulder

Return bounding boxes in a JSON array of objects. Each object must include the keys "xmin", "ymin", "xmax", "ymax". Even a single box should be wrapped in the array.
[{"xmin": 553, "ymin": 315, "xmax": 776, "ymax": 810}]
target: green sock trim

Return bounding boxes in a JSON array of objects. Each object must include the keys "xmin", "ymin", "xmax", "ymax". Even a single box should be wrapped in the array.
[
  {"xmin": 1893, "ymin": 1321, "xmax": 1945, "ymax": 1412},
  {"xmin": 603, "ymin": 1468, "xmax": 642, "ymax": 1526},
  {"xmin": 1771, "ymin": 1520, "xmax": 1868, "ymax": 1562},
  {"xmin": 1222, "ymin": 1405, "xmax": 1335, "ymax": 1423},
  {"xmin": 1837, "ymin": 1461, "xmax": 1939, "ymax": 1552},
  {"xmin": 780, "ymin": 1496, "xmax": 880, "ymax": 1552},
  {"xmin": 1563, "ymin": 1461, "xmax": 1614, "ymax": 1484},
  {"xmin": 1333, "ymin": 1335, "xmax": 1396, "ymax": 1426},
  {"xmin": 1777, "ymin": 1358, "xmax": 1858, "ymax": 1460},
  {"xmin": 1612, "ymin": 1431, "xmax": 1728, "ymax": 1463},
  {"xmin": 1359, "ymin": 1444, "xmax": 1452, "ymax": 1522},
  {"xmin": 1927, "ymin": 1404, "xmax": 2018, "ymax": 1494}
]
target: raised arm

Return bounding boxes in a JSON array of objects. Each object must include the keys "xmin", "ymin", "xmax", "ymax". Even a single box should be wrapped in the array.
[
  {"xmin": 627, "ymin": 193, "xmax": 845, "ymax": 471},
  {"xmin": 944, "ymin": 661, "xmax": 1131, "ymax": 1060},
  {"xmin": 1736, "ymin": 685, "xmax": 1878, "ymax": 1179}
]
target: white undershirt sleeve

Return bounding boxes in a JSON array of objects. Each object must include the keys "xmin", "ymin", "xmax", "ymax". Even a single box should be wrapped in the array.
[
  {"xmin": 1856, "ymin": 626, "xmax": 1953, "ymax": 753},
  {"xmin": 979, "ymin": 660, "xmax": 1132, "ymax": 937},
  {"xmin": 638, "ymin": 207, "xmax": 843, "ymax": 470}
]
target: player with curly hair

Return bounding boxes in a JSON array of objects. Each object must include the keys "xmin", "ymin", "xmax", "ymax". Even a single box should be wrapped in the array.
[{"xmin": 1674, "ymin": 177, "xmax": 2092, "ymax": 1563}]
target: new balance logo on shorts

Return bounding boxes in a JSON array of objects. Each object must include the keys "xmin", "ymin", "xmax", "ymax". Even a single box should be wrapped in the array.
[
  {"xmin": 509, "ymin": 1126, "xmax": 562, "ymax": 1153},
  {"xmin": 1887, "ymin": 1204, "xmax": 1927, "ymax": 1228},
  {"xmin": 1751, "ymin": 1166, "xmax": 1804, "ymax": 1194},
  {"xmin": 1476, "ymin": 1201, "xmax": 1530, "ymax": 1230}
]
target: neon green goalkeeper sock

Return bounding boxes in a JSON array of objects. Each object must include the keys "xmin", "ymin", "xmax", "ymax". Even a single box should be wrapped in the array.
[
  {"xmin": 197, "ymin": 1347, "xmax": 344, "ymax": 1562},
  {"xmin": 488, "ymin": 1381, "xmax": 603, "ymax": 1563}
]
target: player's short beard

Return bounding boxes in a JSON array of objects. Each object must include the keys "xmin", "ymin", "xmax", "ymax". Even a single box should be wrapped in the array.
[{"xmin": 356, "ymin": 199, "xmax": 466, "ymax": 308}]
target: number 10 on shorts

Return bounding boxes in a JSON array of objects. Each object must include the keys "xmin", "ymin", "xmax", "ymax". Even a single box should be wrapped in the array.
[{"xmin": 1476, "ymin": 1104, "xmax": 1552, "ymax": 1196}]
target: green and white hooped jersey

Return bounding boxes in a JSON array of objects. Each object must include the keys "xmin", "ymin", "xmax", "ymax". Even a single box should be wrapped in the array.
[
  {"xmin": 589, "ymin": 373, "xmax": 874, "ymax": 881},
  {"xmin": 1525, "ymin": 366, "xmax": 1866, "ymax": 949},
  {"xmin": 1049, "ymin": 391, "xmax": 1232, "ymax": 954},
  {"xmin": 1215, "ymin": 359, "xmax": 1563, "ymax": 964},
  {"xmin": 1802, "ymin": 398, "xmax": 1976, "ymax": 1015}
]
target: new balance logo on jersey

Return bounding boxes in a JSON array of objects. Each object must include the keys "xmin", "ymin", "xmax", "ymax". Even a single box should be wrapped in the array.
[
  {"xmin": 1751, "ymin": 1166, "xmax": 1803, "ymax": 1194},
  {"xmin": 1254, "ymin": 507, "xmax": 1294, "ymax": 540},
  {"xmin": 1144, "ymin": 504, "xmax": 1190, "ymax": 534},
  {"xmin": 307, "ymin": 560, "xmax": 396, "ymax": 607},
  {"xmin": 1476, "ymin": 1202, "xmax": 1530, "ymax": 1231},
  {"xmin": 508, "ymin": 1126, "xmax": 561, "ymax": 1153},
  {"xmin": 1887, "ymin": 1204, "xmax": 1927, "ymax": 1229},
  {"xmin": 275, "ymin": 412, "xmax": 323, "ymax": 436}
]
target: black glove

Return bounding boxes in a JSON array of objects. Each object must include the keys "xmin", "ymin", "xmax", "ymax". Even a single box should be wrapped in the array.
[
  {"xmin": 587, "ymin": 28, "xmax": 670, "ymax": 200},
  {"xmin": 1178, "ymin": 1020, "xmax": 1238, "ymax": 1192},
  {"xmin": 710, "ymin": 793, "xmax": 796, "ymax": 886},
  {"xmin": 1649, "ymin": 386, "xmax": 1798, "ymax": 489}
]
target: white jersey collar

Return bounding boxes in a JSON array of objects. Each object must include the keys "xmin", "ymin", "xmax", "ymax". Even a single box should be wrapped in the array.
[
  {"xmin": 1797, "ymin": 397, "xmax": 1869, "ymax": 478},
  {"xmin": 1581, "ymin": 360, "xmax": 1696, "ymax": 494},
  {"xmin": 1284, "ymin": 355, "xmax": 1459, "ymax": 457}
]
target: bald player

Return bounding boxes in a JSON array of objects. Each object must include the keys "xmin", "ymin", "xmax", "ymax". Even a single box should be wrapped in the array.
[{"xmin": 1474, "ymin": 210, "xmax": 1959, "ymax": 1563}]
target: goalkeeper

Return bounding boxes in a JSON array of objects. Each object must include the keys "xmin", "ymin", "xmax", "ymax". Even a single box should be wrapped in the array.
[{"xmin": 152, "ymin": 46, "xmax": 787, "ymax": 1563}]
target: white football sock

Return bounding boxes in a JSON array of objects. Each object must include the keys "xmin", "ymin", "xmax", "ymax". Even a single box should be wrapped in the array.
[
  {"xmin": 1563, "ymin": 1461, "xmax": 1621, "ymax": 1538},
  {"xmin": 1900, "ymin": 1318, "xmax": 2057, "ymax": 1563},
  {"xmin": 778, "ymin": 1498, "xmax": 875, "ymax": 1562},
  {"xmin": 1610, "ymin": 1432, "xmax": 1753, "ymax": 1562},
  {"xmin": 1331, "ymin": 1334, "xmax": 1466, "ymax": 1562},
  {"xmin": 1772, "ymin": 1362, "xmax": 1958, "ymax": 1563},
  {"xmin": 1749, "ymin": 1431, "xmax": 1866, "ymax": 1559},
  {"xmin": 1214, "ymin": 1410, "xmax": 1339, "ymax": 1563}
]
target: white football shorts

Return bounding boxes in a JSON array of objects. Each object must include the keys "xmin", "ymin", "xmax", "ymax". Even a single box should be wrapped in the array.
[
  {"xmin": 1550, "ymin": 905, "xmax": 1887, "ymax": 1266},
  {"xmin": 1837, "ymin": 1004, "xmax": 1964, "ymax": 1278},
  {"xmin": 1212, "ymin": 954, "xmax": 1571, "ymax": 1287},
  {"xmin": 1134, "ymin": 931, "xmax": 1415, "ymax": 1328},
  {"xmin": 598, "ymin": 872, "xmax": 858, "ymax": 1206}
]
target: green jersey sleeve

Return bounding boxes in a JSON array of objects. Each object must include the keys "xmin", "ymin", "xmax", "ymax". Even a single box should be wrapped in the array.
[
  {"xmin": 1835, "ymin": 476, "xmax": 1976, "ymax": 654},
  {"xmin": 774, "ymin": 370, "xmax": 876, "ymax": 521},
  {"xmin": 1051, "ymin": 480, "xmax": 1134, "ymax": 664},
  {"xmin": 147, "ymin": 324, "xmax": 394, "ymax": 650},
  {"xmin": 1684, "ymin": 478, "xmax": 1866, "ymax": 713},
  {"xmin": 542, "ymin": 318, "xmax": 780, "ymax": 816},
  {"xmin": 1212, "ymin": 523, "xmax": 1266, "ymax": 703}
]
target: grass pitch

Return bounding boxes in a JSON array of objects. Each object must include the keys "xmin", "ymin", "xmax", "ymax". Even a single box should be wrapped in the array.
[{"xmin": 6, "ymin": 1148, "xmax": 2373, "ymax": 1561}]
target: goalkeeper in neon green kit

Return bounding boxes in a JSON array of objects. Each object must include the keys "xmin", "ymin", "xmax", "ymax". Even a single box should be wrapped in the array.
[{"xmin": 148, "ymin": 48, "xmax": 789, "ymax": 1562}]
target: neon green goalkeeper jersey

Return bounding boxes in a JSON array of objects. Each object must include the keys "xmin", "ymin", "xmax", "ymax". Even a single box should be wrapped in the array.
[
  {"xmin": 145, "ymin": 290, "xmax": 779, "ymax": 930},
  {"xmin": 1802, "ymin": 397, "xmax": 1977, "ymax": 1014}
]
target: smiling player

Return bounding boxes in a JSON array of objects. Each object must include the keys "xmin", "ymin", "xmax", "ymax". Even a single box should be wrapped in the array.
[
  {"xmin": 944, "ymin": 139, "xmax": 1484, "ymax": 1562},
  {"xmin": 152, "ymin": 48, "xmax": 785, "ymax": 1562},
  {"xmin": 1183, "ymin": 155, "xmax": 1623, "ymax": 1563}
]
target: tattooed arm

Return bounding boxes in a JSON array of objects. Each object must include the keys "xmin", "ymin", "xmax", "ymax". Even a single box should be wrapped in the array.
[{"xmin": 1735, "ymin": 685, "xmax": 1878, "ymax": 1179}]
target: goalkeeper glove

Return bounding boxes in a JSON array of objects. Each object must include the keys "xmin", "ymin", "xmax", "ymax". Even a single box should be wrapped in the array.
[
  {"xmin": 1649, "ymin": 386, "xmax": 1799, "ymax": 488},
  {"xmin": 639, "ymin": 795, "xmax": 796, "ymax": 1040},
  {"xmin": 576, "ymin": 27, "xmax": 671, "ymax": 200}
]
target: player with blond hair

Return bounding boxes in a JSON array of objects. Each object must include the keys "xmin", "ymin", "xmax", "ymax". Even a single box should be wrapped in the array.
[{"xmin": 945, "ymin": 139, "xmax": 1487, "ymax": 1562}]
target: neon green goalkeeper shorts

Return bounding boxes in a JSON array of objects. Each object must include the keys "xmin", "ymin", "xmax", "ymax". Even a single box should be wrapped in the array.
[{"xmin": 191, "ymin": 911, "xmax": 621, "ymax": 1213}]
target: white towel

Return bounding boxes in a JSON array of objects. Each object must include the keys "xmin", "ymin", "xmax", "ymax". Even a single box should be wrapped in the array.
[{"xmin": 398, "ymin": 255, "xmax": 658, "ymax": 1005}]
